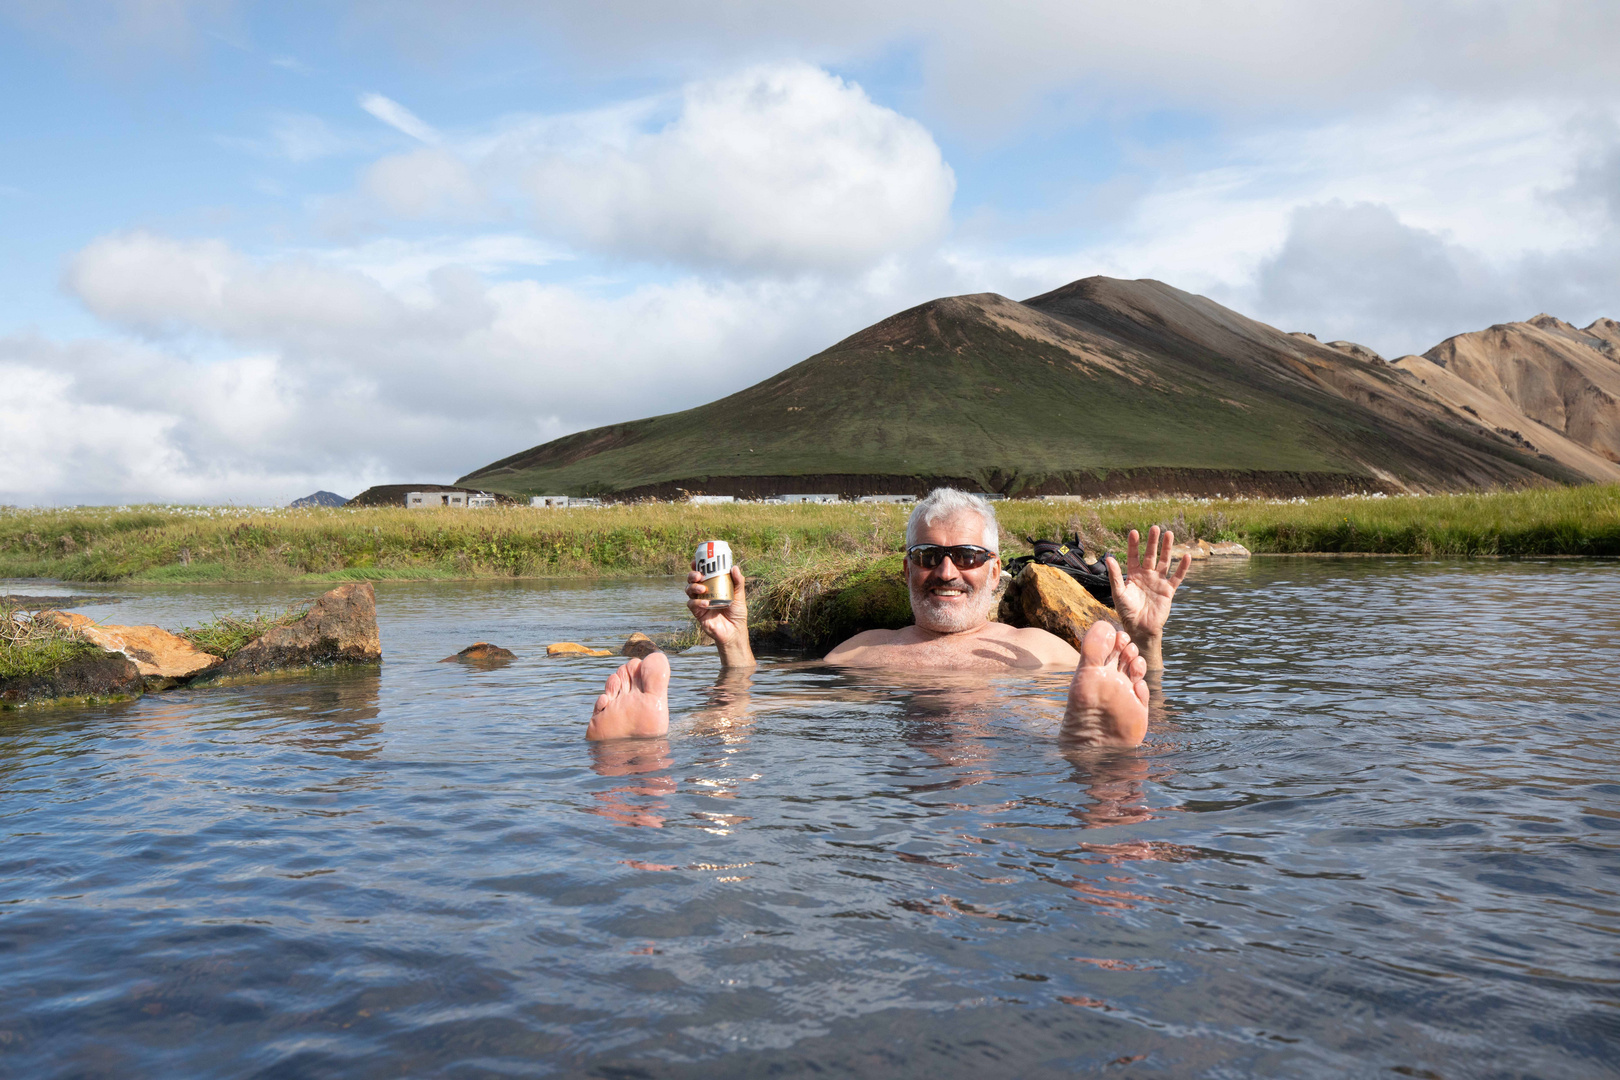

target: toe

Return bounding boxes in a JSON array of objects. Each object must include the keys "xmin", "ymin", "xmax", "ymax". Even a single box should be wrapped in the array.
[
  {"xmin": 1080, "ymin": 619, "xmax": 1117, "ymax": 666},
  {"xmin": 636, "ymin": 650, "xmax": 672, "ymax": 695}
]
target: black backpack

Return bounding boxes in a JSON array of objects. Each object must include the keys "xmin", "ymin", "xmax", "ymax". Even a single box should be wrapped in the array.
[{"xmin": 1003, "ymin": 535, "xmax": 1114, "ymax": 606}]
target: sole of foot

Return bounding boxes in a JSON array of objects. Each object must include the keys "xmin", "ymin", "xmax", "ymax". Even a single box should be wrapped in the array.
[
  {"xmin": 1062, "ymin": 621, "xmax": 1150, "ymax": 747},
  {"xmin": 587, "ymin": 652, "xmax": 671, "ymax": 740}
]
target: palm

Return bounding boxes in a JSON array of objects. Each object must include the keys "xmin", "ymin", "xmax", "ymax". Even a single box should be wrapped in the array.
[
  {"xmin": 688, "ymin": 568, "xmax": 748, "ymax": 644},
  {"xmin": 1106, "ymin": 526, "xmax": 1190, "ymax": 641}
]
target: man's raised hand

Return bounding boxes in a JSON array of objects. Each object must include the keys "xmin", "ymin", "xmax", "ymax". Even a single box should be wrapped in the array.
[
  {"xmin": 1104, "ymin": 526, "xmax": 1191, "ymax": 664},
  {"xmin": 686, "ymin": 565, "xmax": 756, "ymax": 668}
]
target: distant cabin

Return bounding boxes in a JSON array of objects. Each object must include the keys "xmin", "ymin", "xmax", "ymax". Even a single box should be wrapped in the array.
[
  {"xmin": 531, "ymin": 495, "xmax": 569, "ymax": 508},
  {"xmin": 407, "ymin": 491, "xmax": 497, "ymax": 509},
  {"xmin": 856, "ymin": 494, "xmax": 917, "ymax": 504},
  {"xmin": 780, "ymin": 494, "xmax": 840, "ymax": 504},
  {"xmin": 688, "ymin": 495, "xmax": 736, "ymax": 504}
]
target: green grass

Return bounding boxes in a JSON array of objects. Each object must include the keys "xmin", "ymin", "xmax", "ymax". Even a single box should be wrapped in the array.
[
  {"xmin": 0, "ymin": 605, "xmax": 100, "ymax": 680},
  {"xmin": 0, "ymin": 484, "xmax": 1614, "ymax": 585},
  {"xmin": 178, "ymin": 603, "xmax": 312, "ymax": 659}
]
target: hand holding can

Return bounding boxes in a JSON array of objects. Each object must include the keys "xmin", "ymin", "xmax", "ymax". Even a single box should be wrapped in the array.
[{"xmin": 694, "ymin": 540, "xmax": 733, "ymax": 606}]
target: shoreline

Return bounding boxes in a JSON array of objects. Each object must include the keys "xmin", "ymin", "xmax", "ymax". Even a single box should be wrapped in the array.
[
  {"xmin": 3, "ymin": 484, "xmax": 1616, "ymax": 584},
  {"xmin": 7, "ymin": 549, "xmax": 1620, "ymax": 590}
]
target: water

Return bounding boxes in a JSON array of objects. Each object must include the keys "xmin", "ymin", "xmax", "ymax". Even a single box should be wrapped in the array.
[{"xmin": 2, "ymin": 560, "xmax": 1617, "ymax": 1078}]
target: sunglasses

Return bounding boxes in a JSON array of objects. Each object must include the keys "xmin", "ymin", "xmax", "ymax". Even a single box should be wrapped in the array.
[{"xmin": 906, "ymin": 544, "xmax": 997, "ymax": 570}]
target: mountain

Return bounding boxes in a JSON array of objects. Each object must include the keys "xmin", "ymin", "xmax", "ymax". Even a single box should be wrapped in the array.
[
  {"xmin": 459, "ymin": 277, "xmax": 1607, "ymax": 499},
  {"xmin": 290, "ymin": 490, "xmax": 350, "ymax": 508},
  {"xmin": 1389, "ymin": 315, "xmax": 1620, "ymax": 481}
]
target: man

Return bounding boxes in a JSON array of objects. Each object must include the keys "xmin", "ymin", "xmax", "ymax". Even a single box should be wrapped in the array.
[{"xmin": 586, "ymin": 488, "xmax": 1191, "ymax": 747}]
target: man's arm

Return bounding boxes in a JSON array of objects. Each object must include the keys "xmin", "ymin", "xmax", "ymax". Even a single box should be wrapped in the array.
[
  {"xmin": 687, "ymin": 565, "xmax": 756, "ymax": 669},
  {"xmin": 1104, "ymin": 526, "xmax": 1191, "ymax": 672}
]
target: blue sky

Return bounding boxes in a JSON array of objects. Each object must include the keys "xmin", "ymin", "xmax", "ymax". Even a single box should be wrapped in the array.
[{"xmin": 3, "ymin": 1, "xmax": 1618, "ymax": 505}]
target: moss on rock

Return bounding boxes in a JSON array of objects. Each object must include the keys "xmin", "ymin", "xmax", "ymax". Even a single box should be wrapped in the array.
[{"xmin": 749, "ymin": 553, "xmax": 912, "ymax": 653}]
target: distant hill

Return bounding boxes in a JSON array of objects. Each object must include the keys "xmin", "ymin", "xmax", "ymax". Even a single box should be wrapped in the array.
[
  {"xmin": 290, "ymin": 491, "xmax": 349, "ymax": 508},
  {"xmin": 1390, "ymin": 315, "xmax": 1620, "ymax": 482},
  {"xmin": 460, "ymin": 276, "xmax": 1606, "ymax": 499}
]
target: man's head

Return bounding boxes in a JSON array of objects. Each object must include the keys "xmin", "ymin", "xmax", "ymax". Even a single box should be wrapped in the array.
[{"xmin": 903, "ymin": 489, "xmax": 1001, "ymax": 634}]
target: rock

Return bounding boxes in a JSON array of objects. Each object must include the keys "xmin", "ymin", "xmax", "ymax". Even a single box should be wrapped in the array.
[
  {"xmin": 1207, "ymin": 541, "xmax": 1251, "ymax": 557},
  {"xmin": 620, "ymin": 632, "xmax": 660, "ymax": 659},
  {"xmin": 749, "ymin": 553, "xmax": 913, "ymax": 653},
  {"xmin": 0, "ymin": 650, "xmax": 144, "ymax": 708},
  {"xmin": 42, "ymin": 611, "xmax": 223, "ymax": 690},
  {"xmin": 440, "ymin": 642, "xmax": 516, "ymax": 663},
  {"xmin": 1167, "ymin": 540, "xmax": 1211, "ymax": 562},
  {"xmin": 211, "ymin": 582, "xmax": 381, "ymax": 680},
  {"xmin": 997, "ymin": 563, "xmax": 1120, "ymax": 652},
  {"xmin": 547, "ymin": 642, "xmax": 614, "ymax": 658}
]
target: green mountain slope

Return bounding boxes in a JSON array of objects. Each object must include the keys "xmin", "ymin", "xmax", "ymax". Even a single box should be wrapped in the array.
[{"xmin": 460, "ymin": 278, "xmax": 1582, "ymax": 498}]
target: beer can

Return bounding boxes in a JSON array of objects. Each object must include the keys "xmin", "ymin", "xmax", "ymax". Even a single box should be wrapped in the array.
[{"xmin": 695, "ymin": 539, "xmax": 733, "ymax": 606}]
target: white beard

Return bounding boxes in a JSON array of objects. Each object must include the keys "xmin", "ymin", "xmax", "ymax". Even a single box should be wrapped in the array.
[{"xmin": 909, "ymin": 576, "xmax": 998, "ymax": 634}]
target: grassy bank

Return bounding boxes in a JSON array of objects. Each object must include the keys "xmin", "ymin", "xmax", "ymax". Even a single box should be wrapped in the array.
[{"xmin": 1, "ymin": 484, "xmax": 1616, "ymax": 584}]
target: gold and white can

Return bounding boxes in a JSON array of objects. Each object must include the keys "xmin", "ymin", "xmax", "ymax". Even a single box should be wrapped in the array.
[{"xmin": 695, "ymin": 540, "xmax": 733, "ymax": 606}]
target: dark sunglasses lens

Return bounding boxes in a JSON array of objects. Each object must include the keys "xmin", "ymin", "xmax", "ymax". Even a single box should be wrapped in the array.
[
  {"xmin": 910, "ymin": 546, "xmax": 944, "ymax": 568},
  {"xmin": 910, "ymin": 545, "xmax": 990, "ymax": 569},
  {"xmin": 952, "ymin": 547, "xmax": 991, "ymax": 568}
]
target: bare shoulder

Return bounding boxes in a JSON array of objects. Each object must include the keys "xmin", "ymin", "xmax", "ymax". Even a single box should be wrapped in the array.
[
  {"xmin": 825, "ymin": 627, "xmax": 909, "ymax": 662},
  {"xmin": 987, "ymin": 623, "xmax": 1080, "ymax": 666}
]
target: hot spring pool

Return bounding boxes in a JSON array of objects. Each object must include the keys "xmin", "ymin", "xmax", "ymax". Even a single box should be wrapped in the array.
[{"xmin": 1, "ymin": 558, "xmax": 1616, "ymax": 1077}]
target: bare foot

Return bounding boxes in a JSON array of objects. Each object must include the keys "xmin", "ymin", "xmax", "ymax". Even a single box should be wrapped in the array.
[
  {"xmin": 586, "ymin": 653, "xmax": 671, "ymax": 740},
  {"xmin": 1062, "ymin": 621, "xmax": 1150, "ymax": 747}
]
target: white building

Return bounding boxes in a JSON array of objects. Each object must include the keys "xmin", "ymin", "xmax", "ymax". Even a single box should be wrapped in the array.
[
  {"xmin": 780, "ymin": 493, "xmax": 840, "ymax": 504},
  {"xmin": 406, "ymin": 491, "xmax": 468, "ymax": 509},
  {"xmin": 531, "ymin": 495, "xmax": 569, "ymax": 508},
  {"xmin": 688, "ymin": 495, "xmax": 736, "ymax": 505},
  {"xmin": 855, "ymin": 494, "xmax": 917, "ymax": 504},
  {"xmin": 467, "ymin": 493, "xmax": 498, "ymax": 508}
]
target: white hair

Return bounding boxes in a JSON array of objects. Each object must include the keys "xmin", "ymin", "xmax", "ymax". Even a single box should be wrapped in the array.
[{"xmin": 905, "ymin": 488, "xmax": 999, "ymax": 550}]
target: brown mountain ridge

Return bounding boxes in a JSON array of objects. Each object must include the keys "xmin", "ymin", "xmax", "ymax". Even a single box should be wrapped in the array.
[{"xmin": 458, "ymin": 276, "xmax": 1620, "ymax": 499}]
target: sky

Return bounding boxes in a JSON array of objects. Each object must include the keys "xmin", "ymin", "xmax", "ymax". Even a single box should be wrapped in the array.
[{"xmin": 2, "ymin": 1, "xmax": 1618, "ymax": 506}]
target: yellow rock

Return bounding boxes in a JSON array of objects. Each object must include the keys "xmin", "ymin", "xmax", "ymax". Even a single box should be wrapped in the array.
[
  {"xmin": 1207, "ymin": 540, "xmax": 1251, "ymax": 557},
  {"xmin": 42, "ymin": 611, "xmax": 223, "ymax": 688},
  {"xmin": 997, "ymin": 564, "xmax": 1119, "ymax": 652},
  {"xmin": 547, "ymin": 642, "xmax": 614, "ymax": 658}
]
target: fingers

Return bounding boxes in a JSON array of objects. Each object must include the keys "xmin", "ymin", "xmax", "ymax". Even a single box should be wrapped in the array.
[
  {"xmin": 1105, "ymin": 554, "xmax": 1126, "ymax": 597},
  {"xmin": 1157, "ymin": 528, "xmax": 1173, "ymax": 574},
  {"xmin": 1171, "ymin": 553, "xmax": 1192, "ymax": 587},
  {"xmin": 1127, "ymin": 529, "xmax": 1141, "ymax": 572}
]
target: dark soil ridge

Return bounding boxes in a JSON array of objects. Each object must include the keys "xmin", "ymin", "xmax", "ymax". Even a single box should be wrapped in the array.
[{"xmin": 603, "ymin": 468, "xmax": 1387, "ymax": 502}]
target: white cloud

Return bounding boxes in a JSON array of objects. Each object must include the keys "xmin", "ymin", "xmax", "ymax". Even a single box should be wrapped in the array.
[
  {"xmin": 338, "ymin": 64, "xmax": 955, "ymax": 275},
  {"xmin": 350, "ymin": 1, "xmax": 1620, "ymax": 131},
  {"xmin": 8, "ymin": 226, "xmax": 962, "ymax": 502},
  {"xmin": 521, "ymin": 63, "xmax": 954, "ymax": 273},
  {"xmin": 361, "ymin": 147, "xmax": 484, "ymax": 219},
  {"xmin": 359, "ymin": 92, "xmax": 440, "ymax": 144}
]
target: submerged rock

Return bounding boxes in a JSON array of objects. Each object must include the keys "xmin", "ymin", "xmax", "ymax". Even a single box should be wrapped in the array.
[
  {"xmin": 548, "ymin": 642, "xmax": 614, "ymax": 658},
  {"xmin": 997, "ymin": 563, "xmax": 1119, "ymax": 652},
  {"xmin": 211, "ymin": 582, "xmax": 381, "ymax": 680},
  {"xmin": 42, "ymin": 611, "xmax": 222, "ymax": 690},
  {"xmin": 441, "ymin": 642, "xmax": 516, "ymax": 663},
  {"xmin": 620, "ymin": 632, "xmax": 660, "ymax": 659},
  {"xmin": 0, "ymin": 650, "xmax": 144, "ymax": 708}
]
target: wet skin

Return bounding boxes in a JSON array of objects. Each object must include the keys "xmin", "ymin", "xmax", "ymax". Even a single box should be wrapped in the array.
[{"xmin": 586, "ymin": 515, "xmax": 1190, "ymax": 748}]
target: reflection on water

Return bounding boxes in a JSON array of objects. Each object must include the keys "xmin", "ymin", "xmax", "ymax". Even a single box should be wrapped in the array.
[{"xmin": 1, "ymin": 560, "xmax": 1617, "ymax": 1078}]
